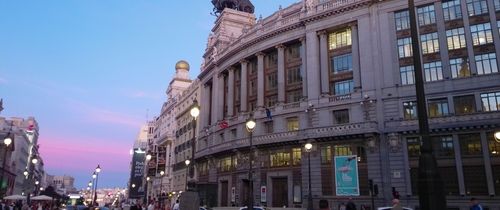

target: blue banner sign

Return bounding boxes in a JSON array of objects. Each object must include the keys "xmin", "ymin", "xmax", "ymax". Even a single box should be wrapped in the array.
[{"xmin": 334, "ymin": 155, "xmax": 360, "ymax": 196}]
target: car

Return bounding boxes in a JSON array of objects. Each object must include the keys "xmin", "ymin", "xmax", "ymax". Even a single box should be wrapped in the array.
[
  {"xmin": 239, "ymin": 206, "xmax": 266, "ymax": 210},
  {"xmin": 377, "ymin": 207, "xmax": 413, "ymax": 210}
]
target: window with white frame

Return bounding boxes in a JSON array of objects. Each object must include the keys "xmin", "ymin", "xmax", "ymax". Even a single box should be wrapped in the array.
[
  {"xmin": 466, "ymin": 0, "xmax": 489, "ymax": 16},
  {"xmin": 417, "ymin": 4, "xmax": 436, "ymax": 26},
  {"xmin": 333, "ymin": 80, "xmax": 354, "ymax": 95},
  {"xmin": 495, "ymin": 0, "xmax": 500, "ymax": 11},
  {"xmin": 442, "ymin": 0, "xmax": 463, "ymax": 21},
  {"xmin": 450, "ymin": 57, "xmax": 471, "ymax": 78},
  {"xmin": 480, "ymin": 91, "xmax": 500, "ymax": 112},
  {"xmin": 400, "ymin": 65, "xmax": 415, "ymax": 85},
  {"xmin": 446, "ymin": 28, "xmax": 466, "ymax": 50},
  {"xmin": 423, "ymin": 61, "xmax": 443, "ymax": 82},
  {"xmin": 332, "ymin": 53, "xmax": 353, "ymax": 73},
  {"xmin": 328, "ymin": 28, "xmax": 352, "ymax": 50},
  {"xmin": 475, "ymin": 53, "xmax": 499, "ymax": 75},
  {"xmin": 470, "ymin": 23, "xmax": 493, "ymax": 46},
  {"xmin": 395, "ymin": 10, "xmax": 410, "ymax": 31},
  {"xmin": 398, "ymin": 37, "xmax": 413, "ymax": 58},
  {"xmin": 421, "ymin": 33, "xmax": 440, "ymax": 54}
]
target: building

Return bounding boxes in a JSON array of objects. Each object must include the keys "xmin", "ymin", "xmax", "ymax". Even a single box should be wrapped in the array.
[
  {"xmin": 188, "ymin": 0, "xmax": 500, "ymax": 209},
  {"xmin": 46, "ymin": 174, "xmax": 77, "ymax": 195}
]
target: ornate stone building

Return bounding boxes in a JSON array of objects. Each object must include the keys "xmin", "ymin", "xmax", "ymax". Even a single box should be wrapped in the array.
[{"xmin": 191, "ymin": 0, "xmax": 500, "ymax": 209}]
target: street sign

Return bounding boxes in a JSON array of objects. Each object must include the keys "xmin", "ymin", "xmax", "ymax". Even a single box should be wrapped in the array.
[{"xmin": 260, "ymin": 186, "xmax": 266, "ymax": 203}]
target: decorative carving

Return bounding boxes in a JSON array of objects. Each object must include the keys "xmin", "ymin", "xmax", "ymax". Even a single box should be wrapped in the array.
[{"xmin": 387, "ymin": 133, "xmax": 401, "ymax": 152}]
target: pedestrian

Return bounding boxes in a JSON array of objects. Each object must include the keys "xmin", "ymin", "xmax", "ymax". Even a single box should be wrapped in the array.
[
  {"xmin": 391, "ymin": 199, "xmax": 402, "ymax": 210},
  {"xmin": 339, "ymin": 203, "xmax": 346, "ymax": 210},
  {"xmin": 345, "ymin": 198, "xmax": 356, "ymax": 210},
  {"xmin": 172, "ymin": 200, "xmax": 179, "ymax": 210},
  {"xmin": 147, "ymin": 202, "xmax": 154, "ymax": 210},
  {"xmin": 469, "ymin": 198, "xmax": 483, "ymax": 210}
]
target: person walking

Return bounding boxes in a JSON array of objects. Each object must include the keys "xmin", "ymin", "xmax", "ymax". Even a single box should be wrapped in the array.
[
  {"xmin": 172, "ymin": 200, "xmax": 179, "ymax": 210},
  {"xmin": 469, "ymin": 198, "xmax": 483, "ymax": 210},
  {"xmin": 147, "ymin": 202, "xmax": 154, "ymax": 210},
  {"xmin": 391, "ymin": 199, "xmax": 403, "ymax": 210},
  {"xmin": 345, "ymin": 198, "xmax": 356, "ymax": 210}
]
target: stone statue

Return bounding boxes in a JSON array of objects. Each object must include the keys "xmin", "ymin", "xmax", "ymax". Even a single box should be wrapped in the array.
[{"xmin": 211, "ymin": 0, "xmax": 255, "ymax": 16}]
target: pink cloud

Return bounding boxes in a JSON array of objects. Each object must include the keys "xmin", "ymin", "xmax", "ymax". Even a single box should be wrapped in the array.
[
  {"xmin": 65, "ymin": 99, "xmax": 142, "ymax": 128},
  {"xmin": 127, "ymin": 90, "xmax": 161, "ymax": 100}
]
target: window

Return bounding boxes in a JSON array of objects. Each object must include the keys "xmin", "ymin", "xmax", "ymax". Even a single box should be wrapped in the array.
[
  {"xmin": 287, "ymin": 117, "xmax": 299, "ymax": 131},
  {"xmin": 332, "ymin": 53, "xmax": 353, "ymax": 73},
  {"xmin": 398, "ymin": 37, "xmax": 413, "ymax": 58},
  {"xmin": 466, "ymin": 0, "xmax": 489, "ymax": 16},
  {"xmin": 292, "ymin": 148, "xmax": 302, "ymax": 166},
  {"xmin": 423, "ymin": 61, "xmax": 443, "ymax": 82},
  {"xmin": 264, "ymin": 121, "xmax": 274, "ymax": 134},
  {"xmin": 421, "ymin": 32, "xmax": 440, "ymax": 54},
  {"xmin": 470, "ymin": 23, "xmax": 493, "ymax": 46},
  {"xmin": 270, "ymin": 151, "xmax": 291, "ymax": 167},
  {"xmin": 407, "ymin": 137, "xmax": 421, "ymax": 157},
  {"xmin": 333, "ymin": 109, "xmax": 349, "ymax": 124},
  {"xmin": 450, "ymin": 58, "xmax": 471, "ymax": 78},
  {"xmin": 428, "ymin": 98, "xmax": 449, "ymax": 117},
  {"xmin": 433, "ymin": 136, "xmax": 454, "ymax": 157},
  {"xmin": 249, "ymin": 80, "xmax": 257, "ymax": 96},
  {"xmin": 446, "ymin": 28, "xmax": 466, "ymax": 50},
  {"xmin": 287, "ymin": 67, "xmax": 302, "ymax": 84},
  {"xmin": 395, "ymin": 10, "xmax": 410, "ymax": 31},
  {"xmin": 265, "ymin": 95, "xmax": 278, "ymax": 107},
  {"xmin": 220, "ymin": 156, "xmax": 232, "ymax": 172},
  {"xmin": 266, "ymin": 72, "xmax": 277, "ymax": 91},
  {"xmin": 403, "ymin": 101, "xmax": 417, "ymax": 120},
  {"xmin": 475, "ymin": 53, "xmax": 498, "ymax": 75},
  {"xmin": 481, "ymin": 91, "xmax": 500, "ymax": 112},
  {"xmin": 231, "ymin": 129, "xmax": 237, "ymax": 138},
  {"xmin": 442, "ymin": 0, "xmax": 463, "ymax": 21},
  {"xmin": 488, "ymin": 132, "xmax": 500, "ymax": 156},
  {"xmin": 459, "ymin": 134, "xmax": 482, "ymax": 156},
  {"xmin": 328, "ymin": 28, "xmax": 352, "ymax": 50},
  {"xmin": 496, "ymin": 0, "xmax": 500, "ymax": 11},
  {"xmin": 454, "ymin": 95, "xmax": 476, "ymax": 114},
  {"xmin": 400, "ymin": 65, "xmax": 415, "ymax": 85},
  {"xmin": 287, "ymin": 89, "xmax": 302, "ymax": 103},
  {"xmin": 334, "ymin": 145, "xmax": 353, "ymax": 156},
  {"xmin": 334, "ymin": 80, "xmax": 354, "ymax": 95},
  {"xmin": 286, "ymin": 44, "xmax": 301, "ymax": 61},
  {"xmin": 265, "ymin": 52, "xmax": 278, "ymax": 68},
  {"xmin": 417, "ymin": 5, "xmax": 436, "ymax": 26},
  {"xmin": 321, "ymin": 146, "xmax": 332, "ymax": 164}
]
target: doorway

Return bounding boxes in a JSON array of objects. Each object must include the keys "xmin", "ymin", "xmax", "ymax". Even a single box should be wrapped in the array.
[{"xmin": 272, "ymin": 177, "xmax": 288, "ymax": 207}]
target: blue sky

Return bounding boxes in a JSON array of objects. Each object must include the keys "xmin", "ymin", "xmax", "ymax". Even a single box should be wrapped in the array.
[{"xmin": 0, "ymin": 0, "xmax": 299, "ymax": 189}]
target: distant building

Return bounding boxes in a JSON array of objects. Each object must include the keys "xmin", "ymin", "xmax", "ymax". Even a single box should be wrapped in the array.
[{"xmin": 45, "ymin": 174, "xmax": 77, "ymax": 194}]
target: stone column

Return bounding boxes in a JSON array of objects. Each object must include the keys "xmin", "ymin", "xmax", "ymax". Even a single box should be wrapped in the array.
[
  {"xmin": 211, "ymin": 75, "xmax": 219, "ymax": 125},
  {"xmin": 257, "ymin": 52, "xmax": 265, "ymax": 108},
  {"xmin": 240, "ymin": 60, "xmax": 248, "ymax": 112},
  {"xmin": 351, "ymin": 24, "xmax": 361, "ymax": 89},
  {"xmin": 228, "ymin": 68, "xmax": 235, "ymax": 116},
  {"xmin": 480, "ymin": 131, "xmax": 495, "ymax": 195},
  {"xmin": 201, "ymin": 83, "xmax": 211, "ymax": 128},
  {"xmin": 217, "ymin": 74, "xmax": 225, "ymax": 120},
  {"xmin": 306, "ymin": 31, "xmax": 320, "ymax": 100},
  {"xmin": 300, "ymin": 37, "xmax": 308, "ymax": 99},
  {"xmin": 318, "ymin": 30, "xmax": 330, "ymax": 94},
  {"xmin": 277, "ymin": 44, "xmax": 286, "ymax": 103}
]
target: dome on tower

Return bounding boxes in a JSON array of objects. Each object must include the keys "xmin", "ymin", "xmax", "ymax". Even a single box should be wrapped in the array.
[{"xmin": 175, "ymin": 60, "xmax": 190, "ymax": 70}]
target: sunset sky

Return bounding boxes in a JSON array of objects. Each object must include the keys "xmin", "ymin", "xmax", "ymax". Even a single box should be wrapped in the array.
[{"xmin": 0, "ymin": 0, "xmax": 299, "ymax": 189}]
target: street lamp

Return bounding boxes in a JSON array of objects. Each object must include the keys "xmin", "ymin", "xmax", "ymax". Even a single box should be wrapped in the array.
[
  {"xmin": 187, "ymin": 99, "xmax": 200, "ymax": 191},
  {"xmin": 1, "ymin": 131, "xmax": 13, "ymax": 197},
  {"xmin": 93, "ymin": 164, "xmax": 101, "ymax": 206},
  {"xmin": 184, "ymin": 159, "xmax": 191, "ymax": 190},
  {"xmin": 304, "ymin": 143, "xmax": 313, "ymax": 210},
  {"xmin": 26, "ymin": 155, "xmax": 39, "ymax": 205},
  {"xmin": 407, "ymin": 0, "xmax": 446, "ymax": 209},
  {"xmin": 245, "ymin": 114, "xmax": 256, "ymax": 210},
  {"xmin": 146, "ymin": 154, "xmax": 152, "ymax": 161},
  {"xmin": 494, "ymin": 131, "xmax": 500, "ymax": 143},
  {"xmin": 159, "ymin": 170, "xmax": 165, "ymax": 210}
]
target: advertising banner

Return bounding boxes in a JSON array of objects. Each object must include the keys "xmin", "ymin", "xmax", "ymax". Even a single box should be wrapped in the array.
[
  {"xmin": 334, "ymin": 155, "xmax": 359, "ymax": 196},
  {"xmin": 129, "ymin": 148, "xmax": 146, "ymax": 198}
]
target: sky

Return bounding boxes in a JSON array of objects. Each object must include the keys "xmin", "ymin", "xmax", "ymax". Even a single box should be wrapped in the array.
[{"xmin": 0, "ymin": 0, "xmax": 299, "ymax": 189}]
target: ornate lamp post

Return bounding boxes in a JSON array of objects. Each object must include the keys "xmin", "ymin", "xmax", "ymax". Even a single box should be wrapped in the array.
[
  {"xmin": 1, "ymin": 131, "xmax": 13, "ymax": 197},
  {"xmin": 304, "ymin": 143, "xmax": 313, "ymax": 210},
  {"xmin": 145, "ymin": 154, "xmax": 152, "ymax": 204},
  {"xmin": 187, "ymin": 99, "xmax": 200, "ymax": 190},
  {"xmin": 26, "ymin": 156, "xmax": 38, "ymax": 205},
  {"xmin": 184, "ymin": 159, "xmax": 191, "ymax": 190},
  {"xmin": 407, "ymin": 0, "xmax": 446, "ymax": 209},
  {"xmin": 93, "ymin": 165, "xmax": 101, "ymax": 206},
  {"xmin": 159, "ymin": 170, "xmax": 165, "ymax": 209},
  {"xmin": 245, "ymin": 115, "xmax": 256, "ymax": 210}
]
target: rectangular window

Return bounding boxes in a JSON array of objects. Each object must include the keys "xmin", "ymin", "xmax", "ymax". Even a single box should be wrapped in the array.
[
  {"xmin": 333, "ymin": 80, "xmax": 354, "ymax": 95},
  {"xmin": 286, "ymin": 44, "xmax": 301, "ymax": 61},
  {"xmin": 397, "ymin": 37, "xmax": 413, "ymax": 58},
  {"xmin": 287, "ymin": 89, "xmax": 302, "ymax": 103},
  {"xmin": 403, "ymin": 101, "xmax": 417, "ymax": 120},
  {"xmin": 481, "ymin": 91, "xmax": 500, "ymax": 112},
  {"xmin": 428, "ymin": 98, "xmax": 450, "ymax": 117},
  {"xmin": 321, "ymin": 146, "xmax": 332, "ymax": 164},
  {"xmin": 400, "ymin": 65, "xmax": 415, "ymax": 85},
  {"xmin": 333, "ymin": 109, "xmax": 349, "ymax": 124},
  {"xmin": 475, "ymin": 53, "xmax": 498, "ymax": 75},
  {"xmin": 265, "ymin": 95, "xmax": 278, "ymax": 107},
  {"xmin": 264, "ymin": 121, "xmax": 274, "ymax": 134},
  {"xmin": 270, "ymin": 151, "xmax": 291, "ymax": 167},
  {"xmin": 395, "ymin": 10, "xmax": 410, "ymax": 31},
  {"xmin": 454, "ymin": 95, "xmax": 476, "ymax": 114},
  {"xmin": 446, "ymin": 28, "xmax": 466, "ymax": 50},
  {"xmin": 328, "ymin": 28, "xmax": 352, "ymax": 50},
  {"xmin": 407, "ymin": 137, "xmax": 421, "ymax": 157},
  {"xmin": 459, "ymin": 134, "xmax": 482, "ymax": 156},
  {"xmin": 287, "ymin": 117, "xmax": 299, "ymax": 131},
  {"xmin": 466, "ymin": 0, "xmax": 489, "ymax": 16},
  {"xmin": 292, "ymin": 148, "xmax": 302, "ymax": 166},
  {"xmin": 334, "ymin": 145, "xmax": 353, "ymax": 156},
  {"xmin": 470, "ymin": 23, "xmax": 493, "ymax": 46},
  {"xmin": 433, "ymin": 136, "xmax": 454, "ymax": 157},
  {"xmin": 287, "ymin": 67, "xmax": 302, "ymax": 85},
  {"xmin": 220, "ymin": 156, "xmax": 232, "ymax": 172},
  {"xmin": 495, "ymin": 0, "xmax": 500, "ymax": 11},
  {"xmin": 421, "ymin": 32, "xmax": 440, "ymax": 54},
  {"xmin": 450, "ymin": 58, "xmax": 471, "ymax": 78},
  {"xmin": 488, "ymin": 132, "xmax": 500, "ymax": 156},
  {"xmin": 249, "ymin": 80, "xmax": 257, "ymax": 96},
  {"xmin": 423, "ymin": 61, "xmax": 443, "ymax": 82},
  {"xmin": 266, "ymin": 72, "xmax": 278, "ymax": 91},
  {"xmin": 265, "ymin": 52, "xmax": 278, "ymax": 68},
  {"xmin": 442, "ymin": 0, "xmax": 463, "ymax": 21},
  {"xmin": 417, "ymin": 4, "xmax": 436, "ymax": 26},
  {"xmin": 332, "ymin": 53, "xmax": 353, "ymax": 73}
]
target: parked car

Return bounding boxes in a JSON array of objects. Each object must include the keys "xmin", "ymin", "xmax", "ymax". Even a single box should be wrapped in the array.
[
  {"xmin": 239, "ymin": 206, "xmax": 266, "ymax": 210},
  {"xmin": 377, "ymin": 207, "xmax": 413, "ymax": 210}
]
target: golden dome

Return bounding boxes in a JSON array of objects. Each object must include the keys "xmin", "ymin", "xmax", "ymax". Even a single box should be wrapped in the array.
[{"xmin": 175, "ymin": 60, "xmax": 190, "ymax": 70}]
